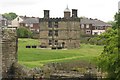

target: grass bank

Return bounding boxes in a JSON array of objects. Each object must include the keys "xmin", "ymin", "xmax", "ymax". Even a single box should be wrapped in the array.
[{"xmin": 18, "ymin": 38, "xmax": 103, "ymax": 68}]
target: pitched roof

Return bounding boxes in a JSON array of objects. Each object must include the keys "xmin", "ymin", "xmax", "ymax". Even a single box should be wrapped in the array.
[
  {"xmin": 20, "ymin": 17, "xmax": 39, "ymax": 24},
  {"xmin": 80, "ymin": 18, "xmax": 112, "ymax": 26}
]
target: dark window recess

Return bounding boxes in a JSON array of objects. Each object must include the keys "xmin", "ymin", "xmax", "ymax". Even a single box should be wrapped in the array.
[
  {"xmin": 54, "ymin": 22, "xmax": 58, "ymax": 28},
  {"xmin": 17, "ymin": 18, "xmax": 19, "ymax": 21},
  {"xmin": 49, "ymin": 40, "xmax": 52, "ymax": 45},
  {"xmin": 55, "ymin": 30, "xmax": 58, "ymax": 36},
  {"xmin": 48, "ymin": 30, "xmax": 53, "ymax": 36},
  {"xmin": 55, "ymin": 40, "xmax": 58, "ymax": 45},
  {"xmin": 48, "ymin": 21, "xmax": 52, "ymax": 28},
  {"xmin": 94, "ymin": 32, "xmax": 98, "ymax": 35}
]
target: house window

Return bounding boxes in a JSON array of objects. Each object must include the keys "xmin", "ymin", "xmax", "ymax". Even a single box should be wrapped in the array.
[
  {"xmin": 86, "ymin": 30, "xmax": 91, "ymax": 34},
  {"xmin": 48, "ymin": 30, "xmax": 53, "ymax": 36},
  {"xmin": 94, "ymin": 32, "xmax": 98, "ymax": 35},
  {"xmin": 37, "ymin": 29, "xmax": 39, "ymax": 32},
  {"xmin": 25, "ymin": 24, "xmax": 28, "ymax": 26},
  {"xmin": 55, "ymin": 40, "xmax": 58, "ymax": 45},
  {"xmin": 55, "ymin": 30, "xmax": 58, "ymax": 36},
  {"xmin": 86, "ymin": 24, "xmax": 89, "ymax": 28},
  {"xmin": 30, "ymin": 24, "xmax": 33, "ymax": 27},
  {"xmin": 95, "ymin": 26, "xmax": 98, "ymax": 30},
  {"xmin": 81, "ymin": 24, "xmax": 84, "ymax": 28},
  {"xmin": 100, "ymin": 26, "xmax": 103, "ymax": 29},
  {"xmin": 54, "ymin": 22, "xmax": 58, "ymax": 28},
  {"xmin": 49, "ymin": 40, "xmax": 52, "ymax": 45},
  {"xmin": 48, "ymin": 21, "xmax": 52, "ymax": 28}
]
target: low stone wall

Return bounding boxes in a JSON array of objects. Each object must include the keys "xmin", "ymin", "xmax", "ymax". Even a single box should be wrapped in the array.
[{"xmin": 12, "ymin": 63, "xmax": 42, "ymax": 79}]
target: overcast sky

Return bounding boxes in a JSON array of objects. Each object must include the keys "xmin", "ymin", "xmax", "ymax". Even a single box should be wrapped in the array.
[{"xmin": 0, "ymin": 0, "xmax": 119, "ymax": 22}]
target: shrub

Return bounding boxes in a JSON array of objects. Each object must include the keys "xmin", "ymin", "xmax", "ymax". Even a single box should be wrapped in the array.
[{"xmin": 17, "ymin": 27, "xmax": 33, "ymax": 38}]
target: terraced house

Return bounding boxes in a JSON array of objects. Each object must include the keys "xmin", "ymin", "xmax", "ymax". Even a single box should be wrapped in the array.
[{"xmin": 39, "ymin": 7, "xmax": 111, "ymax": 49}]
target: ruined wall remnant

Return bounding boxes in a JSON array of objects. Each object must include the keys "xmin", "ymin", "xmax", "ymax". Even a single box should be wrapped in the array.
[{"xmin": 1, "ymin": 29, "xmax": 18, "ymax": 78}]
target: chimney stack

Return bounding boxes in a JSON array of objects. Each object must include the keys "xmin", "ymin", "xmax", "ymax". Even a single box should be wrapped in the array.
[
  {"xmin": 44, "ymin": 10, "xmax": 50, "ymax": 18},
  {"xmin": 72, "ymin": 9, "xmax": 78, "ymax": 18}
]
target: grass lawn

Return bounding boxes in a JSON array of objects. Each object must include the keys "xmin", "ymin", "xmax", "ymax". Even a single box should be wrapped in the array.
[{"xmin": 18, "ymin": 38, "xmax": 103, "ymax": 68}]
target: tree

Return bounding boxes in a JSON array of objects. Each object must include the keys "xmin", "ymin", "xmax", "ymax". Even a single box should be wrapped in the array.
[
  {"xmin": 2, "ymin": 12, "xmax": 17, "ymax": 20},
  {"xmin": 17, "ymin": 27, "xmax": 33, "ymax": 38},
  {"xmin": 98, "ymin": 12, "xmax": 120, "ymax": 79},
  {"xmin": 107, "ymin": 21, "xmax": 116, "ymax": 29}
]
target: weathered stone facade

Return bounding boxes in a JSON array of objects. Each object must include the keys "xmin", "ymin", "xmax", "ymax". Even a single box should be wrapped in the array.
[
  {"xmin": 39, "ymin": 7, "xmax": 81, "ymax": 49},
  {"xmin": 1, "ymin": 29, "xmax": 18, "ymax": 79},
  {"xmin": 39, "ymin": 18, "xmax": 81, "ymax": 49}
]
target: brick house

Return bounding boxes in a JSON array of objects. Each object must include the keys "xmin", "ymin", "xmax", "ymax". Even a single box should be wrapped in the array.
[
  {"xmin": 20, "ymin": 17, "xmax": 39, "ymax": 33},
  {"xmin": 80, "ymin": 18, "xmax": 112, "ymax": 35}
]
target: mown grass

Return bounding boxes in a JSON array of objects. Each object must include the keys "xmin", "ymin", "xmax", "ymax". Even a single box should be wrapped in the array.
[{"xmin": 18, "ymin": 38, "xmax": 103, "ymax": 68}]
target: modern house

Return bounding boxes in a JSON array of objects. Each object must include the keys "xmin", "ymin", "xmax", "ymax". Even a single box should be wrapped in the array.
[
  {"xmin": 39, "ymin": 7, "xmax": 81, "ymax": 49},
  {"xmin": 11, "ymin": 16, "xmax": 26, "ymax": 27},
  {"xmin": 20, "ymin": 17, "xmax": 39, "ymax": 33},
  {"xmin": 80, "ymin": 18, "xmax": 112, "ymax": 35}
]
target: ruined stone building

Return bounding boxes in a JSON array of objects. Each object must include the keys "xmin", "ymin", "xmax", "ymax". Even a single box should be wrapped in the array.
[
  {"xmin": 39, "ymin": 7, "xmax": 81, "ymax": 49},
  {"xmin": 0, "ymin": 28, "xmax": 18, "ymax": 79}
]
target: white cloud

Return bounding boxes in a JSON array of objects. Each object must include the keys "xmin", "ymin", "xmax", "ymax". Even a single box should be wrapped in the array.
[{"xmin": 0, "ymin": 0, "xmax": 119, "ymax": 21}]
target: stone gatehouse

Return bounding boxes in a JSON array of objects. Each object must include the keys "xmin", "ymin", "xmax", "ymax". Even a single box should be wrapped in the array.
[{"xmin": 39, "ymin": 7, "xmax": 81, "ymax": 49}]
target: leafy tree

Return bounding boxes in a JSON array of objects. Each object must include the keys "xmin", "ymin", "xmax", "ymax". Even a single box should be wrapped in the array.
[
  {"xmin": 2, "ymin": 12, "xmax": 17, "ymax": 20},
  {"xmin": 107, "ymin": 21, "xmax": 116, "ymax": 29},
  {"xmin": 98, "ymin": 28, "xmax": 119, "ymax": 79},
  {"xmin": 98, "ymin": 13, "xmax": 120, "ymax": 79},
  {"xmin": 17, "ymin": 27, "xmax": 33, "ymax": 38}
]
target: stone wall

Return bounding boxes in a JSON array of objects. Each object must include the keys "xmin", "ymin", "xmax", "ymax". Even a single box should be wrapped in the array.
[
  {"xmin": 1, "ymin": 29, "xmax": 18, "ymax": 78},
  {"xmin": 39, "ymin": 18, "xmax": 81, "ymax": 49}
]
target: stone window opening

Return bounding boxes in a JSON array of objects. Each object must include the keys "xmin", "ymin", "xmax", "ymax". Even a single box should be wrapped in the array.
[
  {"xmin": 49, "ymin": 40, "xmax": 52, "ymax": 45},
  {"xmin": 54, "ymin": 22, "xmax": 58, "ymax": 28},
  {"xmin": 48, "ymin": 21, "xmax": 52, "ymax": 28},
  {"xmin": 55, "ymin": 40, "xmax": 58, "ymax": 45},
  {"xmin": 48, "ymin": 30, "xmax": 53, "ymax": 36},
  {"xmin": 62, "ymin": 42, "xmax": 65, "ymax": 48},
  {"xmin": 55, "ymin": 30, "xmax": 58, "ymax": 36}
]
